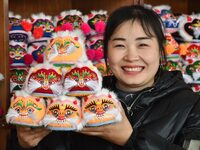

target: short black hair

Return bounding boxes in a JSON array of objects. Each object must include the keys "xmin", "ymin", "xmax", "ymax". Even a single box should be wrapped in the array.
[{"xmin": 104, "ymin": 5, "xmax": 166, "ymax": 65}]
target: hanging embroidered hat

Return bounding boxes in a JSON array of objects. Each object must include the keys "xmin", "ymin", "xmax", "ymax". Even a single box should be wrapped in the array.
[
  {"xmin": 28, "ymin": 13, "xmax": 55, "ymax": 44},
  {"xmin": 27, "ymin": 42, "xmax": 47, "ymax": 66},
  {"xmin": 178, "ymin": 14, "xmax": 200, "ymax": 42},
  {"xmin": 10, "ymin": 68, "xmax": 29, "ymax": 92},
  {"xmin": 9, "ymin": 41, "xmax": 29, "ymax": 68},
  {"xmin": 9, "ymin": 12, "xmax": 31, "ymax": 43}
]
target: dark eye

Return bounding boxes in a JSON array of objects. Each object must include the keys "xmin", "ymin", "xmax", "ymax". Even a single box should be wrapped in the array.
[
  {"xmin": 15, "ymin": 107, "xmax": 20, "ymax": 113},
  {"xmin": 139, "ymin": 43, "xmax": 148, "ymax": 47},
  {"xmin": 12, "ymin": 76, "xmax": 17, "ymax": 82},
  {"xmin": 114, "ymin": 44, "xmax": 125, "ymax": 48},
  {"xmin": 89, "ymin": 106, "xmax": 96, "ymax": 113},
  {"xmin": 65, "ymin": 110, "xmax": 73, "ymax": 117},
  {"xmin": 39, "ymin": 80, "xmax": 44, "ymax": 84},
  {"xmin": 10, "ymin": 52, "xmax": 15, "ymax": 57},
  {"xmin": 74, "ymin": 78, "xmax": 79, "ymax": 82},
  {"xmin": 52, "ymin": 110, "xmax": 58, "ymax": 117},
  {"xmin": 41, "ymin": 24, "xmax": 45, "ymax": 29},
  {"xmin": 27, "ymin": 108, "xmax": 34, "ymax": 114},
  {"xmin": 19, "ymin": 51, "xmax": 25, "ymax": 56},
  {"xmin": 84, "ymin": 78, "xmax": 89, "ymax": 82},
  {"xmin": 48, "ymin": 80, "xmax": 53, "ymax": 84},
  {"xmin": 103, "ymin": 104, "xmax": 109, "ymax": 111}
]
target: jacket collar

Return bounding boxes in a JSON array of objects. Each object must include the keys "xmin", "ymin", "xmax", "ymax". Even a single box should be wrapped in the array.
[{"xmin": 103, "ymin": 69, "xmax": 191, "ymax": 107}]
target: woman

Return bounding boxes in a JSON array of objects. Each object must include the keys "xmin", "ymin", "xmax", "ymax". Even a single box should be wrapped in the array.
[{"xmin": 9, "ymin": 5, "xmax": 200, "ymax": 150}]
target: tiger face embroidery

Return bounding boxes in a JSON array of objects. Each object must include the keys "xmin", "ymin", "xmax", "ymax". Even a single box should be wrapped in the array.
[
  {"xmin": 64, "ymin": 66, "xmax": 100, "ymax": 96},
  {"xmin": 46, "ymin": 36, "xmax": 82, "ymax": 64},
  {"xmin": 43, "ymin": 97, "xmax": 82, "ymax": 130},
  {"xmin": 10, "ymin": 69, "xmax": 28, "ymax": 92},
  {"xmin": 9, "ymin": 17, "xmax": 21, "ymax": 27},
  {"xmin": 27, "ymin": 68, "xmax": 62, "ymax": 96},
  {"xmin": 32, "ymin": 45, "xmax": 46, "ymax": 62},
  {"xmin": 9, "ymin": 44, "xmax": 27, "ymax": 65},
  {"xmin": 57, "ymin": 15, "xmax": 83, "ymax": 29},
  {"xmin": 88, "ymin": 14, "xmax": 107, "ymax": 30},
  {"xmin": 6, "ymin": 94, "xmax": 46, "ymax": 126},
  {"xmin": 187, "ymin": 44, "xmax": 200, "ymax": 58},
  {"xmin": 32, "ymin": 19, "xmax": 54, "ymax": 35},
  {"xmin": 82, "ymin": 91, "xmax": 122, "ymax": 126}
]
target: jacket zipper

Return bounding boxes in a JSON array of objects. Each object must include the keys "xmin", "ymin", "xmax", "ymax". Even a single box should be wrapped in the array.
[{"xmin": 123, "ymin": 87, "xmax": 155, "ymax": 116}]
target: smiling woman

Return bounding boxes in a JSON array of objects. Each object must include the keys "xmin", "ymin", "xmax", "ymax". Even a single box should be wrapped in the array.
[
  {"xmin": 9, "ymin": 4, "xmax": 200, "ymax": 150},
  {"xmin": 107, "ymin": 20, "xmax": 160, "ymax": 91},
  {"xmin": 102, "ymin": 4, "xmax": 200, "ymax": 150}
]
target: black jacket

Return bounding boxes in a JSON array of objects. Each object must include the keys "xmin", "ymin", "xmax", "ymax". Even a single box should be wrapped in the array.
[{"xmin": 8, "ymin": 70, "xmax": 200, "ymax": 150}]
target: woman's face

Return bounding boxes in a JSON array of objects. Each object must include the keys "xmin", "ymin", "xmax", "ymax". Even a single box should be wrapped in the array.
[{"xmin": 107, "ymin": 20, "xmax": 160, "ymax": 91}]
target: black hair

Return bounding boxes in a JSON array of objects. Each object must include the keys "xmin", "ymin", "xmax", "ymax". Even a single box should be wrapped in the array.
[{"xmin": 104, "ymin": 5, "xmax": 166, "ymax": 65}]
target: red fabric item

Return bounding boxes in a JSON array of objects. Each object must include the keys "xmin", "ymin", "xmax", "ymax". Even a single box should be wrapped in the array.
[
  {"xmin": 95, "ymin": 21, "xmax": 105, "ymax": 33},
  {"xmin": 81, "ymin": 23, "xmax": 91, "ymax": 35},
  {"xmin": 24, "ymin": 54, "xmax": 34, "ymax": 65},
  {"xmin": 95, "ymin": 48, "xmax": 104, "ymax": 61},
  {"xmin": 21, "ymin": 20, "xmax": 32, "ymax": 31},
  {"xmin": 36, "ymin": 55, "xmax": 44, "ymax": 63},
  {"xmin": 86, "ymin": 49, "xmax": 96, "ymax": 60},
  {"xmin": 33, "ymin": 27, "xmax": 44, "ymax": 39},
  {"xmin": 61, "ymin": 23, "xmax": 73, "ymax": 31}
]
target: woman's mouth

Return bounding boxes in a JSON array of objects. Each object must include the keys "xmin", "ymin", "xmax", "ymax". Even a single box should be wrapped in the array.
[{"xmin": 122, "ymin": 66, "xmax": 143, "ymax": 72}]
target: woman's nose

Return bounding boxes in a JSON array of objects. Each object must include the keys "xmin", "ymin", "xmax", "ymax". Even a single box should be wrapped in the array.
[{"xmin": 124, "ymin": 47, "xmax": 139, "ymax": 61}]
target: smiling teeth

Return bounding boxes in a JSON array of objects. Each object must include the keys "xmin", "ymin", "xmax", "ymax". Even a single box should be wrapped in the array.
[{"xmin": 123, "ymin": 67, "xmax": 142, "ymax": 71}]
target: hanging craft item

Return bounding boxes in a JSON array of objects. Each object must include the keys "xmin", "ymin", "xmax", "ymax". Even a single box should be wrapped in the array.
[
  {"xmin": 9, "ymin": 41, "xmax": 30, "ymax": 68},
  {"xmin": 63, "ymin": 60, "xmax": 102, "ymax": 96},
  {"xmin": 27, "ymin": 43, "xmax": 46, "ymax": 66},
  {"xmin": 24, "ymin": 63, "xmax": 63, "ymax": 97},
  {"xmin": 6, "ymin": 90, "xmax": 46, "ymax": 127},
  {"xmin": 9, "ymin": 12, "xmax": 31, "ymax": 43},
  {"xmin": 82, "ymin": 88, "xmax": 122, "ymax": 127},
  {"xmin": 94, "ymin": 59, "xmax": 112, "ymax": 76},
  {"xmin": 45, "ymin": 30, "xmax": 87, "ymax": 66},
  {"xmin": 10, "ymin": 68, "xmax": 29, "ymax": 92},
  {"xmin": 83, "ymin": 10, "xmax": 107, "ymax": 62},
  {"xmin": 54, "ymin": 10, "xmax": 84, "ymax": 31},
  {"xmin": 28, "ymin": 13, "xmax": 55, "ymax": 44},
  {"xmin": 43, "ymin": 95, "xmax": 82, "ymax": 131},
  {"xmin": 178, "ymin": 15, "xmax": 200, "ymax": 42},
  {"xmin": 153, "ymin": 5, "xmax": 180, "ymax": 34}
]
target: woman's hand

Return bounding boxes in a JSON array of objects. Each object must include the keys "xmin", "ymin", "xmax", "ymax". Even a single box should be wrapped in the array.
[
  {"xmin": 80, "ymin": 104, "xmax": 133, "ymax": 146},
  {"xmin": 16, "ymin": 126, "xmax": 51, "ymax": 148}
]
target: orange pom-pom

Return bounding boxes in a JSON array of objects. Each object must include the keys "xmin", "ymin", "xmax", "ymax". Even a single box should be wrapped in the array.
[
  {"xmin": 165, "ymin": 44, "xmax": 176, "ymax": 55},
  {"xmin": 179, "ymin": 43, "xmax": 188, "ymax": 56}
]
